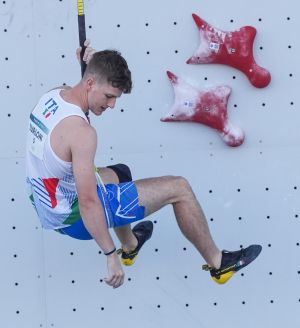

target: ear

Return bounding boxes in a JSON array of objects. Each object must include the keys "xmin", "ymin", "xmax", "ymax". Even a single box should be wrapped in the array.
[{"xmin": 86, "ymin": 77, "xmax": 96, "ymax": 90}]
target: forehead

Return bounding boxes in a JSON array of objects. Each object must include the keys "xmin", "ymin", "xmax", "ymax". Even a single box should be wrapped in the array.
[{"xmin": 96, "ymin": 80, "xmax": 123, "ymax": 97}]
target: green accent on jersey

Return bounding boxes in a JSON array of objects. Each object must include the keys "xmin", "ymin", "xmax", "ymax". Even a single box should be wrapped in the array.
[
  {"xmin": 30, "ymin": 113, "xmax": 49, "ymax": 134},
  {"xmin": 29, "ymin": 194, "xmax": 38, "ymax": 214},
  {"xmin": 63, "ymin": 199, "xmax": 81, "ymax": 225}
]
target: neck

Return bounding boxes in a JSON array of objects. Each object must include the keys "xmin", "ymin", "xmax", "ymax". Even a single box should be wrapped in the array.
[{"xmin": 61, "ymin": 82, "xmax": 89, "ymax": 114}]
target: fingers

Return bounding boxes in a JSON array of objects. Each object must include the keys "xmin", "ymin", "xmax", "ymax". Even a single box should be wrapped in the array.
[
  {"xmin": 104, "ymin": 271, "xmax": 125, "ymax": 289},
  {"xmin": 76, "ymin": 39, "xmax": 96, "ymax": 65},
  {"xmin": 83, "ymin": 45, "xmax": 95, "ymax": 63},
  {"xmin": 105, "ymin": 254, "xmax": 125, "ymax": 288},
  {"xmin": 84, "ymin": 38, "xmax": 91, "ymax": 47},
  {"xmin": 76, "ymin": 47, "xmax": 81, "ymax": 62}
]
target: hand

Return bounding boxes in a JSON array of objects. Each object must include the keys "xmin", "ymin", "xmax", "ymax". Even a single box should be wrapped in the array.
[
  {"xmin": 76, "ymin": 39, "xmax": 96, "ymax": 65},
  {"xmin": 104, "ymin": 252, "xmax": 125, "ymax": 289}
]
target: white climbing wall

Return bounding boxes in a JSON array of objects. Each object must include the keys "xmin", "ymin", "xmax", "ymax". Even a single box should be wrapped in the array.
[{"xmin": 1, "ymin": 0, "xmax": 299, "ymax": 327}]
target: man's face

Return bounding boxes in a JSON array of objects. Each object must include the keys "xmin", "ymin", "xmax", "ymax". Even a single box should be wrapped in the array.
[{"xmin": 87, "ymin": 79, "xmax": 123, "ymax": 116}]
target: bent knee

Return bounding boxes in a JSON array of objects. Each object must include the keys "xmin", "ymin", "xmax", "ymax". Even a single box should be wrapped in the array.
[
  {"xmin": 166, "ymin": 175, "xmax": 191, "ymax": 195},
  {"xmin": 175, "ymin": 176, "xmax": 191, "ymax": 190}
]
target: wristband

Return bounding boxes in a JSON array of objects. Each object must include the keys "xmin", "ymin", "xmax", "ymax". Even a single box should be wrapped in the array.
[{"xmin": 104, "ymin": 248, "xmax": 116, "ymax": 256}]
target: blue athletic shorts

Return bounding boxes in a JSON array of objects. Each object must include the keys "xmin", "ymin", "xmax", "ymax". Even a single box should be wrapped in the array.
[{"xmin": 58, "ymin": 182, "xmax": 145, "ymax": 240}]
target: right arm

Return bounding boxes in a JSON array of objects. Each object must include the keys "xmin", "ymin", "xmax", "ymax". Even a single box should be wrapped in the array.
[
  {"xmin": 47, "ymin": 40, "xmax": 95, "ymax": 92},
  {"xmin": 70, "ymin": 119, "xmax": 124, "ymax": 288}
]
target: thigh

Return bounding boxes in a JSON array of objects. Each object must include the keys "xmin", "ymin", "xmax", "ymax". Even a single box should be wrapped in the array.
[
  {"xmin": 97, "ymin": 167, "xmax": 119, "ymax": 184},
  {"xmin": 135, "ymin": 176, "xmax": 183, "ymax": 217}
]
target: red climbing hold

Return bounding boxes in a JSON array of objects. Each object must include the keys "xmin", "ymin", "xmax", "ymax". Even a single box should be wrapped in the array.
[
  {"xmin": 187, "ymin": 13, "xmax": 271, "ymax": 88},
  {"xmin": 161, "ymin": 71, "xmax": 245, "ymax": 147}
]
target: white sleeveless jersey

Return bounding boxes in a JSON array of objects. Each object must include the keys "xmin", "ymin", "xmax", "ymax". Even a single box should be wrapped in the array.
[{"xmin": 26, "ymin": 89, "xmax": 89, "ymax": 229}]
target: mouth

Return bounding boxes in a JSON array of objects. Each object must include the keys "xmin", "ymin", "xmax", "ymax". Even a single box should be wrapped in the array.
[
  {"xmin": 96, "ymin": 106, "xmax": 106, "ymax": 114},
  {"xmin": 94, "ymin": 106, "xmax": 108, "ymax": 116}
]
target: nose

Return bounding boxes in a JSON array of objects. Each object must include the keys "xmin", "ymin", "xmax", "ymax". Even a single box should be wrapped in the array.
[{"xmin": 108, "ymin": 98, "xmax": 117, "ymax": 109}]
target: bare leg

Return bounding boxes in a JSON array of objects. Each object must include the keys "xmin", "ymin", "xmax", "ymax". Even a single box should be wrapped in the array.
[
  {"xmin": 97, "ymin": 167, "xmax": 138, "ymax": 252},
  {"xmin": 135, "ymin": 176, "xmax": 221, "ymax": 268}
]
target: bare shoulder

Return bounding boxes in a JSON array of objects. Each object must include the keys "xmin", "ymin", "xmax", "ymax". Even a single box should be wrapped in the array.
[
  {"xmin": 51, "ymin": 116, "xmax": 96, "ymax": 162},
  {"xmin": 67, "ymin": 117, "xmax": 97, "ymax": 151}
]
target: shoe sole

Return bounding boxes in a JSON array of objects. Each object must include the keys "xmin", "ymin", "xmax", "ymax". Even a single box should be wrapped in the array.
[
  {"xmin": 122, "ymin": 257, "xmax": 138, "ymax": 266},
  {"xmin": 212, "ymin": 244, "xmax": 262, "ymax": 284}
]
